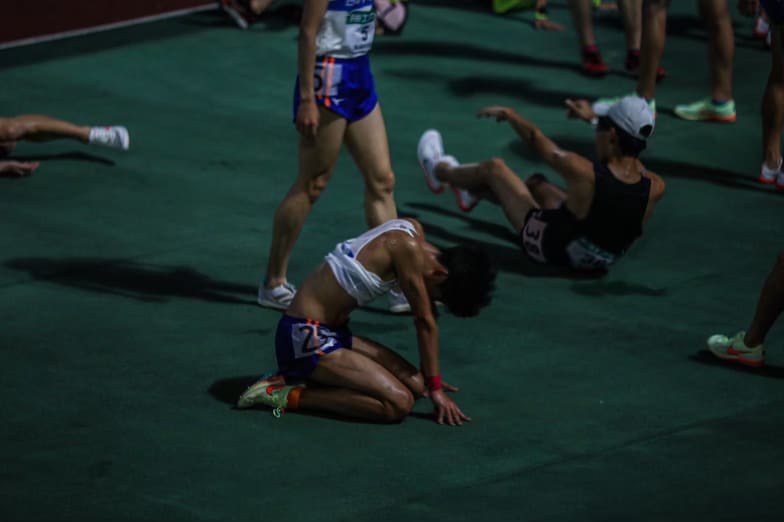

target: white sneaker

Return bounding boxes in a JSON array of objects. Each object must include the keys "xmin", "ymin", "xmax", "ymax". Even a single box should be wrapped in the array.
[
  {"xmin": 88, "ymin": 126, "xmax": 130, "ymax": 150},
  {"xmin": 387, "ymin": 287, "xmax": 411, "ymax": 313},
  {"xmin": 754, "ymin": 14, "xmax": 770, "ymax": 38},
  {"xmin": 417, "ymin": 129, "xmax": 446, "ymax": 193},
  {"xmin": 257, "ymin": 282, "xmax": 296, "ymax": 310},
  {"xmin": 758, "ymin": 158, "xmax": 782, "ymax": 185}
]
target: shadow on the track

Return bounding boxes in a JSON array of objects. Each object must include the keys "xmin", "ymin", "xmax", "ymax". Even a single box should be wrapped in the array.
[
  {"xmin": 208, "ymin": 376, "xmax": 261, "ymax": 405},
  {"xmin": 12, "ymin": 151, "xmax": 116, "ymax": 166},
  {"xmin": 4, "ymin": 257, "xmax": 256, "ymax": 304},
  {"xmin": 404, "ymin": 202, "xmax": 601, "ymax": 279},
  {"xmin": 690, "ymin": 350, "xmax": 784, "ymax": 379},
  {"xmin": 448, "ymin": 75, "xmax": 580, "ymax": 108},
  {"xmin": 403, "ymin": 204, "xmax": 669, "ymax": 295},
  {"xmin": 570, "ymin": 279, "xmax": 667, "ymax": 297},
  {"xmin": 374, "ymin": 40, "xmax": 585, "ymax": 75}
]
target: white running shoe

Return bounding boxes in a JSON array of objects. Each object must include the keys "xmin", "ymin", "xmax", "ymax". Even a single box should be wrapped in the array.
[
  {"xmin": 257, "ymin": 282, "xmax": 296, "ymax": 310},
  {"xmin": 88, "ymin": 126, "xmax": 130, "ymax": 150},
  {"xmin": 387, "ymin": 287, "xmax": 411, "ymax": 314},
  {"xmin": 758, "ymin": 158, "xmax": 782, "ymax": 185},
  {"xmin": 417, "ymin": 129, "xmax": 446, "ymax": 193}
]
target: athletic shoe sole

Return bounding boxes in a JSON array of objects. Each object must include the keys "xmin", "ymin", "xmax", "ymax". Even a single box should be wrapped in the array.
[
  {"xmin": 709, "ymin": 348, "xmax": 766, "ymax": 367},
  {"xmin": 674, "ymin": 111, "xmax": 736, "ymax": 122},
  {"xmin": 452, "ymin": 186, "xmax": 478, "ymax": 213},
  {"xmin": 115, "ymin": 127, "xmax": 130, "ymax": 150},
  {"xmin": 256, "ymin": 296, "xmax": 290, "ymax": 310},
  {"xmin": 418, "ymin": 130, "xmax": 446, "ymax": 194}
]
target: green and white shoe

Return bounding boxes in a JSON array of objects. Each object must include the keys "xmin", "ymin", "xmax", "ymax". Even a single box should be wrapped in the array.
[
  {"xmin": 674, "ymin": 98, "xmax": 736, "ymax": 122},
  {"xmin": 706, "ymin": 331, "xmax": 766, "ymax": 367},
  {"xmin": 237, "ymin": 374, "xmax": 304, "ymax": 416}
]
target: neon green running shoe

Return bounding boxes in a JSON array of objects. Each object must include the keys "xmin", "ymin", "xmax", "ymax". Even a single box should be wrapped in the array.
[
  {"xmin": 237, "ymin": 373, "xmax": 304, "ymax": 416},
  {"xmin": 674, "ymin": 98, "xmax": 736, "ymax": 122},
  {"xmin": 706, "ymin": 331, "xmax": 766, "ymax": 367},
  {"xmin": 593, "ymin": 95, "xmax": 655, "ymax": 119}
]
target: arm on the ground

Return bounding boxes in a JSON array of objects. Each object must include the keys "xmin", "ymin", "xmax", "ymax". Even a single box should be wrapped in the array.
[
  {"xmin": 390, "ymin": 237, "xmax": 470, "ymax": 426},
  {"xmin": 0, "ymin": 160, "xmax": 39, "ymax": 177}
]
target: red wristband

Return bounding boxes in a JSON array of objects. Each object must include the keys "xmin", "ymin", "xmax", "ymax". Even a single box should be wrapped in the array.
[{"xmin": 425, "ymin": 375, "xmax": 442, "ymax": 392}]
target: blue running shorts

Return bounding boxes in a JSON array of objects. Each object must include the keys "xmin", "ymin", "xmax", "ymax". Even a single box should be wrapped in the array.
[
  {"xmin": 763, "ymin": 0, "xmax": 784, "ymax": 24},
  {"xmin": 293, "ymin": 54, "xmax": 378, "ymax": 123},
  {"xmin": 275, "ymin": 315, "xmax": 353, "ymax": 382}
]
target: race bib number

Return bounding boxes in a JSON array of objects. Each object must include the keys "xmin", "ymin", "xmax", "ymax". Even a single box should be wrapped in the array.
[
  {"xmin": 522, "ymin": 214, "xmax": 548, "ymax": 263},
  {"xmin": 290, "ymin": 322, "xmax": 340, "ymax": 359},
  {"xmin": 565, "ymin": 237, "xmax": 617, "ymax": 270},
  {"xmin": 344, "ymin": 10, "xmax": 375, "ymax": 54}
]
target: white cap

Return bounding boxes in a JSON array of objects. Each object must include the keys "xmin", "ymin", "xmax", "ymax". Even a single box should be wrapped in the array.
[
  {"xmin": 608, "ymin": 96, "xmax": 655, "ymax": 141},
  {"xmin": 596, "ymin": 96, "xmax": 655, "ymax": 141}
]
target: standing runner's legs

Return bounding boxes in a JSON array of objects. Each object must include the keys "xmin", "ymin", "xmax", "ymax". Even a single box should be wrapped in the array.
[
  {"xmin": 344, "ymin": 104, "xmax": 398, "ymax": 228},
  {"xmin": 264, "ymin": 107, "xmax": 347, "ymax": 288}
]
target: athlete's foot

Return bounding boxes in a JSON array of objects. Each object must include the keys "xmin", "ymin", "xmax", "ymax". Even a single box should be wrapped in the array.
[
  {"xmin": 759, "ymin": 157, "xmax": 782, "ymax": 185},
  {"xmin": 439, "ymin": 155, "xmax": 479, "ymax": 212},
  {"xmin": 581, "ymin": 46, "xmax": 608, "ymax": 77},
  {"xmin": 88, "ymin": 126, "xmax": 129, "ymax": 150},
  {"xmin": 673, "ymin": 98, "xmax": 736, "ymax": 123},
  {"xmin": 753, "ymin": 14, "xmax": 770, "ymax": 39},
  {"xmin": 624, "ymin": 50, "xmax": 666, "ymax": 81},
  {"xmin": 706, "ymin": 331, "xmax": 766, "ymax": 367},
  {"xmin": 237, "ymin": 374, "xmax": 303, "ymax": 417},
  {"xmin": 257, "ymin": 281, "xmax": 296, "ymax": 310},
  {"xmin": 418, "ymin": 129, "xmax": 447, "ymax": 193}
]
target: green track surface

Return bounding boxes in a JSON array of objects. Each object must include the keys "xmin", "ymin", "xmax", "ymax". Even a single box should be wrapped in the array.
[{"xmin": 2, "ymin": 2, "xmax": 783, "ymax": 521}]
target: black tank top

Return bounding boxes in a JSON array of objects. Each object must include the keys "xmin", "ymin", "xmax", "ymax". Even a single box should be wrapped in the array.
[{"xmin": 578, "ymin": 161, "xmax": 651, "ymax": 255}]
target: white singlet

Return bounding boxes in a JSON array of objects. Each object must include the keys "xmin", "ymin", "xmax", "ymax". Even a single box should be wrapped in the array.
[
  {"xmin": 325, "ymin": 219, "xmax": 417, "ymax": 305},
  {"xmin": 315, "ymin": 0, "xmax": 376, "ymax": 59}
]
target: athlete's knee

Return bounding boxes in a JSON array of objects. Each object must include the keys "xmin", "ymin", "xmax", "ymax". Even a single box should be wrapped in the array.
[
  {"xmin": 380, "ymin": 387, "xmax": 414, "ymax": 422},
  {"xmin": 3, "ymin": 118, "xmax": 32, "ymax": 141},
  {"xmin": 479, "ymin": 157, "xmax": 509, "ymax": 179},
  {"xmin": 366, "ymin": 168, "xmax": 396, "ymax": 198},
  {"xmin": 301, "ymin": 171, "xmax": 332, "ymax": 203}
]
